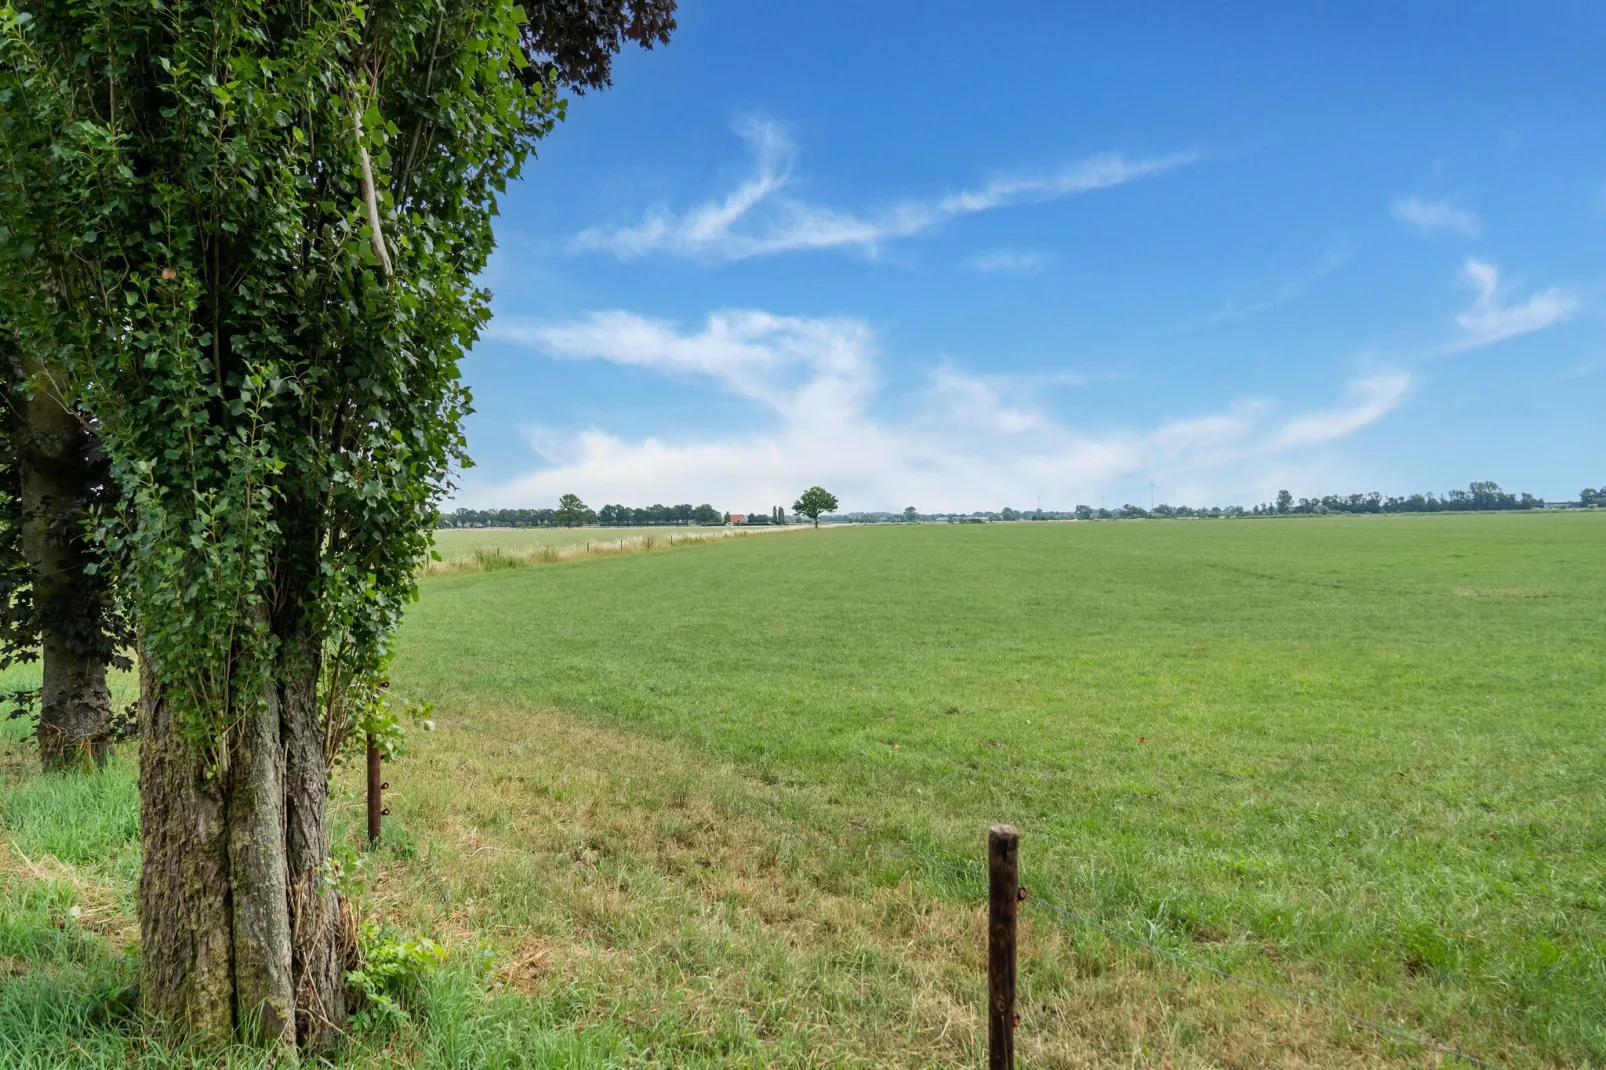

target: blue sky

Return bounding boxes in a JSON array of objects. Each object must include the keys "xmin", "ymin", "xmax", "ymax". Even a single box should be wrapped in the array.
[{"xmin": 460, "ymin": 0, "xmax": 1606, "ymax": 513}]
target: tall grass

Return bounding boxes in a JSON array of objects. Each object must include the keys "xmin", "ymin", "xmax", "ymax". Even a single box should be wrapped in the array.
[{"xmin": 421, "ymin": 525, "xmax": 791, "ymax": 576}]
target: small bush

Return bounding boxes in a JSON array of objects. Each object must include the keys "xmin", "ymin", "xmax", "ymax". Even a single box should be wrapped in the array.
[{"xmin": 346, "ymin": 921, "xmax": 447, "ymax": 1031}]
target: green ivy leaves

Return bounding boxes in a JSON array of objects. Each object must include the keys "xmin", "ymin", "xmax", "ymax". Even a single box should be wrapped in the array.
[{"xmin": 0, "ymin": 0, "xmax": 558, "ymax": 749}]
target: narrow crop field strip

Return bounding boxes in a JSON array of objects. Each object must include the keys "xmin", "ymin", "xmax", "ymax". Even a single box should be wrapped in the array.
[
  {"xmin": 430, "ymin": 525, "xmax": 799, "ymax": 553},
  {"xmin": 423, "ymin": 525, "xmax": 799, "ymax": 575}
]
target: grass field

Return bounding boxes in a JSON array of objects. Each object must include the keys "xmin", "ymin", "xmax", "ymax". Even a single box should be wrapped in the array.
[{"xmin": 3, "ymin": 513, "xmax": 1603, "ymax": 1067}]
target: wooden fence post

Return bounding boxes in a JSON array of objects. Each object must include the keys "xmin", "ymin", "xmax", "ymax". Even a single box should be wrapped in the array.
[
  {"xmin": 988, "ymin": 824, "xmax": 1020, "ymax": 1070},
  {"xmin": 366, "ymin": 733, "xmax": 382, "ymax": 847}
]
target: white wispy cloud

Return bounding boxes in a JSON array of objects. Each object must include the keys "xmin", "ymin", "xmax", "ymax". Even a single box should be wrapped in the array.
[
  {"xmin": 1272, "ymin": 371, "xmax": 1412, "ymax": 448},
  {"xmin": 571, "ymin": 118, "xmax": 1199, "ymax": 262},
  {"xmin": 495, "ymin": 309, "xmax": 877, "ymax": 425},
  {"xmin": 477, "ymin": 310, "xmax": 1410, "ymax": 511},
  {"xmin": 1392, "ymin": 197, "xmax": 1483, "ymax": 238},
  {"xmin": 1560, "ymin": 355, "xmax": 1603, "ymax": 380},
  {"xmin": 971, "ymin": 250, "xmax": 1050, "ymax": 275},
  {"xmin": 1450, "ymin": 258, "xmax": 1578, "ymax": 351},
  {"xmin": 1201, "ymin": 243, "xmax": 1351, "ymax": 325},
  {"xmin": 926, "ymin": 366, "xmax": 1056, "ymax": 435}
]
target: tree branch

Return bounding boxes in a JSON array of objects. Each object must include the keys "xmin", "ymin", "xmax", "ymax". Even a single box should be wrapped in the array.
[{"xmin": 353, "ymin": 106, "xmax": 393, "ymax": 279}]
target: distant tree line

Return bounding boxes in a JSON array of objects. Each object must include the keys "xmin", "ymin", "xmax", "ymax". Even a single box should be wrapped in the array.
[
  {"xmin": 836, "ymin": 481, "xmax": 1595, "ymax": 524},
  {"xmin": 598, "ymin": 503, "xmax": 724, "ymax": 526},
  {"xmin": 1249, "ymin": 481, "xmax": 1551, "ymax": 516},
  {"xmin": 1069, "ymin": 481, "xmax": 1564, "ymax": 520},
  {"xmin": 729, "ymin": 505, "xmax": 791, "ymax": 526},
  {"xmin": 442, "ymin": 481, "xmax": 1595, "ymax": 530},
  {"xmin": 439, "ymin": 507, "xmax": 575, "ymax": 528},
  {"xmin": 436, "ymin": 499, "xmax": 779, "ymax": 528}
]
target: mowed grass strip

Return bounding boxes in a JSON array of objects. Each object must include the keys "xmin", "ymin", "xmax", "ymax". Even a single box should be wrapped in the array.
[{"xmin": 388, "ymin": 513, "xmax": 1606, "ymax": 1066}]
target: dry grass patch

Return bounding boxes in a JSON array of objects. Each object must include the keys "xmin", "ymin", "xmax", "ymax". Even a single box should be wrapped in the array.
[
  {"xmin": 331, "ymin": 702, "xmax": 1498, "ymax": 1068},
  {"xmin": 0, "ymin": 843, "xmax": 137, "ymax": 950},
  {"xmin": 421, "ymin": 526, "xmax": 793, "ymax": 577}
]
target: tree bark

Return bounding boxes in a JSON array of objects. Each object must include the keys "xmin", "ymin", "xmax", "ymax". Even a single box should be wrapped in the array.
[
  {"xmin": 280, "ymin": 640, "xmax": 348, "ymax": 1049},
  {"xmin": 14, "ymin": 362, "xmax": 113, "ymax": 769},
  {"xmin": 138, "ymin": 667, "xmax": 235, "ymax": 1036},
  {"xmin": 36, "ymin": 629, "xmax": 113, "ymax": 769},
  {"xmin": 226, "ymin": 686, "xmax": 295, "ymax": 1044},
  {"xmin": 139, "ymin": 662, "xmax": 305, "ymax": 1047}
]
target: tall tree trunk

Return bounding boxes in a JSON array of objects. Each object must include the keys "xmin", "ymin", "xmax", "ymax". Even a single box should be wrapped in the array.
[{"xmin": 15, "ymin": 361, "xmax": 112, "ymax": 769}]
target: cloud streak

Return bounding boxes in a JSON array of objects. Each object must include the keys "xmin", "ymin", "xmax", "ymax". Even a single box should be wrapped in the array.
[
  {"xmin": 1272, "ymin": 372, "xmax": 1412, "ymax": 448},
  {"xmin": 1392, "ymin": 197, "xmax": 1483, "ymax": 238},
  {"xmin": 1449, "ymin": 258, "xmax": 1578, "ymax": 351},
  {"xmin": 971, "ymin": 249, "xmax": 1050, "ymax": 275},
  {"xmin": 572, "ymin": 118, "xmax": 1199, "ymax": 262},
  {"xmin": 480, "ymin": 309, "xmax": 1410, "ymax": 511},
  {"xmin": 1200, "ymin": 243, "xmax": 1351, "ymax": 325}
]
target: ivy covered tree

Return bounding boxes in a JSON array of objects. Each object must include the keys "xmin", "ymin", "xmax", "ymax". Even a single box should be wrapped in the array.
[
  {"xmin": 0, "ymin": 0, "xmax": 672, "ymax": 1050},
  {"xmin": 0, "ymin": 0, "xmax": 673, "ymax": 780}
]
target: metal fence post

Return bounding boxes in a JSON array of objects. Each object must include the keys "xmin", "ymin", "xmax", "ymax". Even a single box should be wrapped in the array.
[{"xmin": 366, "ymin": 733, "xmax": 382, "ymax": 847}]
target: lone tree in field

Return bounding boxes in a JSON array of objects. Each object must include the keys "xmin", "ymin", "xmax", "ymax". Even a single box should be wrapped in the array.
[
  {"xmin": 793, "ymin": 486, "xmax": 840, "ymax": 528},
  {"xmin": 0, "ymin": 0, "xmax": 673, "ymax": 1049},
  {"xmin": 556, "ymin": 493, "xmax": 591, "ymax": 527}
]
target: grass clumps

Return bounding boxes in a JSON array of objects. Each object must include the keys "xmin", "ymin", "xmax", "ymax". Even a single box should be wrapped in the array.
[
  {"xmin": 0, "ymin": 747, "xmax": 648, "ymax": 1067},
  {"xmin": 422, "ymin": 525, "xmax": 791, "ymax": 576}
]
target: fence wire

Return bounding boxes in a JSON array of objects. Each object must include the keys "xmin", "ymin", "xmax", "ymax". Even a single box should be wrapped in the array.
[{"xmin": 410, "ymin": 711, "xmax": 1503, "ymax": 1069}]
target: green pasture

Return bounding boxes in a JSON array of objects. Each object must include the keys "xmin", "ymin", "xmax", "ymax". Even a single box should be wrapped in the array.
[
  {"xmin": 3, "ymin": 512, "xmax": 1603, "ymax": 1067},
  {"xmin": 391, "ymin": 512, "xmax": 1606, "ymax": 1064}
]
